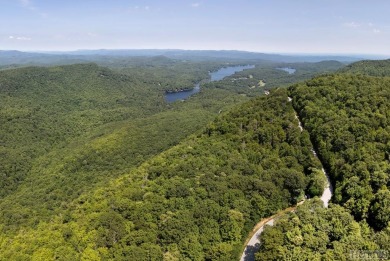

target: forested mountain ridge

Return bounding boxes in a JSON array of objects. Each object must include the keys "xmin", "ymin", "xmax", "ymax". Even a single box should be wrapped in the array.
[
  {"xmin": 290, "ymin": 73, "xmax": 390, "ymax": 228},
  {"xmin": 3, "ymin": 58, "xmax": 389, "ymax": 260},
  {"xmin": 256, "ymin": 69, "xmax": 390, "ymax": 260},
  {"xmin": 339, "ymin": 59, "xmax": 390, "ymax": 76},
  {"xmin": 0, "ymin": 63, "xmax": 162, "ymax": 197},
  {"xmin": 1, "ymin": 58, "xmax": 339, "ymax": 235},
  {"xmin": 1, "ymin": 62, "xmax": 235, "ymax": 232},
  {"xmin": 0, "ymin": 49, "xmax": 362, "ymax": 67},
  {"xmin": 0, "ymin": 88, "xmax": 323, "ymax": 260}
]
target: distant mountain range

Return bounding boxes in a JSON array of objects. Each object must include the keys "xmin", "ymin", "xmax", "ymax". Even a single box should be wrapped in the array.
[{"xmin": 0, "ymin": 49, "xmax": 378, "ymax": 66}]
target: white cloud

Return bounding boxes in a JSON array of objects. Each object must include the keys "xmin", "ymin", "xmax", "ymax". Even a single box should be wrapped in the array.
[
  {"xmin": 19, "ymin": 0, "xmax": 36, "ymax": 10},
  {"xmin": 343, "ymin": 21, "xmax": 382, "ymax": 34},
  {"xmin": 127, "ymin": 5, "xmax": 151, "ymax": 12},
  {"xmin": 87, "ymin": 32, "xmax": 98, "ymax": 37},
  {"xmin": 343, "ymin": 22, "xmax": 360, "ymax": 28},
  {"xmin": 20, "ymin": 0, "xmax": 30, "ymax": 7},
  {"xmin": 191, "ymin": 3, "xmax": 200, "ymax": 8},
  {"xmin": 18, "ymin": 36, "xmax": 31, "ymax": 40},
  {"xmin": 367, "ymin": 23, "xmax": 381, "ymax": 33},
  {"xmin": 9, "ymin": 35, "xmax": 31, "ymax": 41}
]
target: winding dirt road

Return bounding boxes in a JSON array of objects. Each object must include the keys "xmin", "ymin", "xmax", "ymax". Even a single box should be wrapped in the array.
[{"xmin": 239, "ymin": 97, "xmax": 333, "ymax": 261}]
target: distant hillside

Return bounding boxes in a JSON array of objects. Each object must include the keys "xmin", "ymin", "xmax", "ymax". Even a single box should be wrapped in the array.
[
  {"xmin": 0, "ymin": 63, "xmax": 166, "ymax": 198},
  {"xmin": 161, "ymin": 50, "xmax": 362, "ymax": 63},
  {"xmin": 339, "ymin": 59, "xmax": 390, "ymax": 76},
  {"xmin": 0, "ymin": 49, "xmax": 363, "ymax": 67},
  {"xmin": 63, "ymin": 49, "xmax": 362, "ymax": 62},
  {"xmin": 205, "ymin": 60, "xmax": 345, "ymax": 94},
  {"xmin": 0, "ymin": 50, "xmax": 88, "ymax": 66}
]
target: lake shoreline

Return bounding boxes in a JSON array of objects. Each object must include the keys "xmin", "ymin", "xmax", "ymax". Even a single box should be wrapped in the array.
[{"xmin": 165, "ymin": 64, "xmax": 255, "ymax": 102}]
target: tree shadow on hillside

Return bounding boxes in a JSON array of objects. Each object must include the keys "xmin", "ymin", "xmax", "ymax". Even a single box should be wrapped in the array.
[{"xmin": 243, "ymin": 243, "xmax": 260, "ymax": 261}]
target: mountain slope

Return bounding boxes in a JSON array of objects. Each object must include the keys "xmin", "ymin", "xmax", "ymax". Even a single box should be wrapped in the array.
[
  {"xmin": 339, "ymin": 59, "xmax": 390, "ymax": 76},
  {"xmin": 0, "ymin": 63, "xmax": 163, "ymax": 198},
  {"xmin": 290, "ymin": 73, "xmax": 390, "ymax": 227},
  {"xmin": 1, "ymin": 60, "xmax": 261, "ymax": 233},
  {"xmin": 0, "ymin": 59, "xmax": 356, "ymax": 260},
  {"xmin": 0, "ymin": 88, "xmax": 322, "ymax": 260},
  {"xmin": 255, "ymin": 66, "xmax": 390, "ymax": 260}
]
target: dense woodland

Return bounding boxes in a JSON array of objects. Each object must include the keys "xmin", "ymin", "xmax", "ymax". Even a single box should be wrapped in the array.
[
  {"xmin": 0, "ymin": 60, "xmax": 247, "ymax": 232},
  {"xmin": 339, "ymin": 59, "xmax": 390, "ymax": 77},
  {"xmin": 256, "ymin": 64, "xmax": 390, "ymax": 260},
  {"xmin": 0, "ymin": 55, "xmax": 388, "ymax": 260},
  {"xmin": 0, "ymin": 88, "xmax": 322, "ymax": 260},
  {"xmin": 290, "ymin": 73, "xmax": 390, "ymax": 229},
  {"xmin": 256, "ymin": 199, "xmax": 390, "ymax": 260}
]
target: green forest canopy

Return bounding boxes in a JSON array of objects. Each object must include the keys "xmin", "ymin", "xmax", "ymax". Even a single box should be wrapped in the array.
[
  {"xmin": 256, "ymin": 65, "xmax": 390, "ymax": 260},
  {"xmin": 2, "ymin": 57, "xmax": 388, "ymax": 260},
  {"xmin": 0, "ymin": 88, "xmax": 323, "ymax": 260}
]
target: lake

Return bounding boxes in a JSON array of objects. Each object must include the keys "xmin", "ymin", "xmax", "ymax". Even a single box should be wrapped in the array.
[
  {"xmin": 277, "ymin": 67, "xmax": 296, "ymax": 74},
  {"xmin": 210, "ymin": 65, "xmax": 255, "ymax": 81},
  {"xmin": 165, "ymin": 64, "xmax": 255, "ymax": 102}
]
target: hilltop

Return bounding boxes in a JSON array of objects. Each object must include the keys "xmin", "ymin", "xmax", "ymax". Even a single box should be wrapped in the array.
[{"xmin": 339, "ymin": 58, "xmax": 390, "ymax": 76}]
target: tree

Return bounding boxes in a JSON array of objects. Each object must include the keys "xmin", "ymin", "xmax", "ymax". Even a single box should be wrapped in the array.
[{"xmin": 369, "ymin": 189, "xmax": 390, "ymax": 230}]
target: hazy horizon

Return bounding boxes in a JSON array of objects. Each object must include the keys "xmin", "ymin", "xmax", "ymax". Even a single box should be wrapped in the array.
[{"xmin": 2, "ymin": 0, "xmax": 390, "ymax": 55}]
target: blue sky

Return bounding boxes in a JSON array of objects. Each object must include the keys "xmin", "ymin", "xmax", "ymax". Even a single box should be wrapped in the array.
[{"xmin": 1, "ymin": 0, "xmax": 390, "ymax": 55}]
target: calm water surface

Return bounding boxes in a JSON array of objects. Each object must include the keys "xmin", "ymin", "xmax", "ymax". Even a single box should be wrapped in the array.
[{"xmin": 165, "ymin": 65, "xmax": 255, "ymax": 102}]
